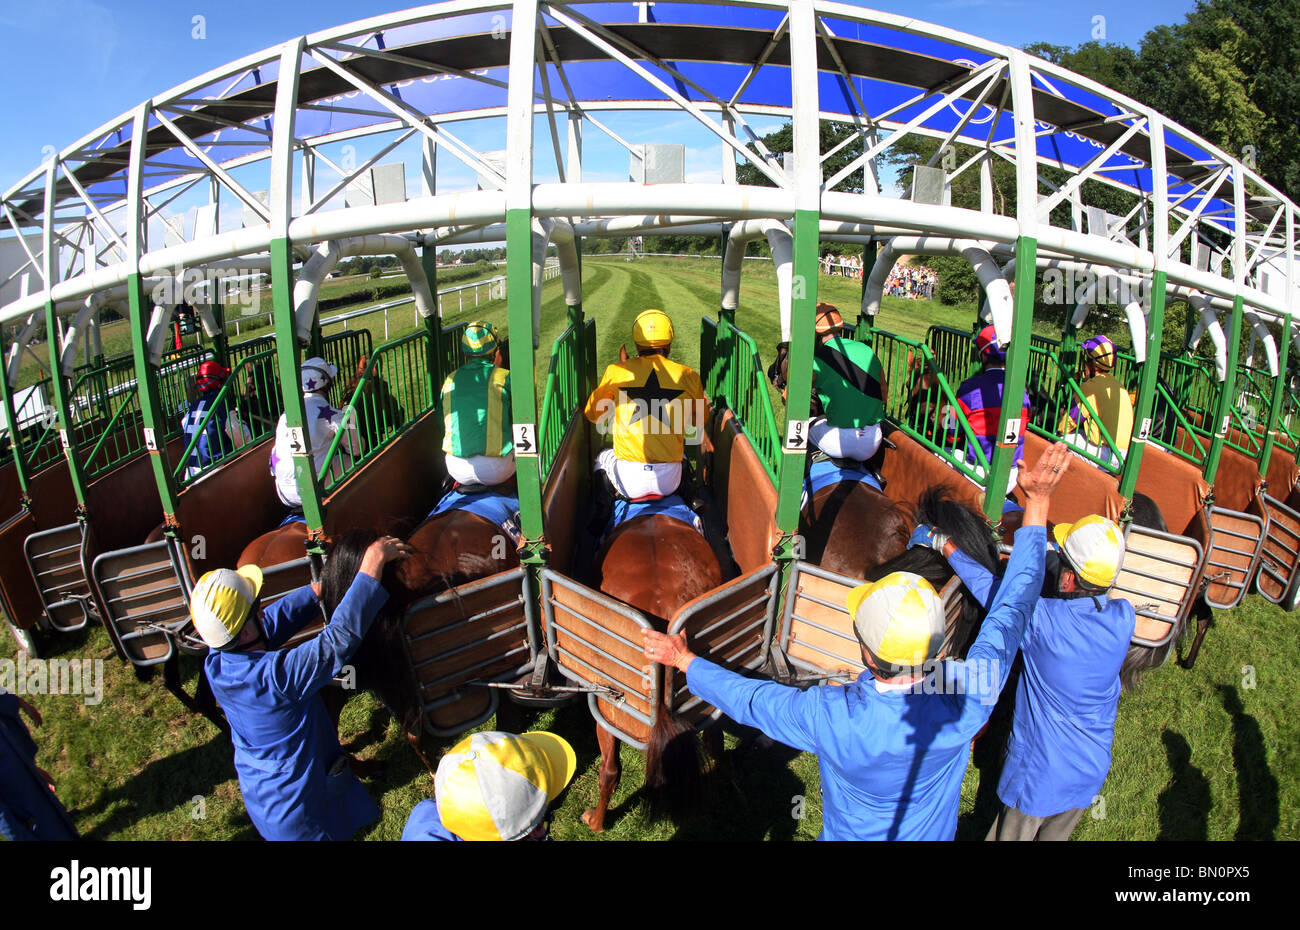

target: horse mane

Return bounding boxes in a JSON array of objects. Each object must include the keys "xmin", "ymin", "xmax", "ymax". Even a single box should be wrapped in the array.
[{"xmin": 863, "ymin": 487, "xmax": 997, "ymax": 660}]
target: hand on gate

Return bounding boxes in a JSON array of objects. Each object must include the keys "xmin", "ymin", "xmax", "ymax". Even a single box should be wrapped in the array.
[{"xmin": 643, "ymin": 630, "xmax": 695, "ymax": 673}]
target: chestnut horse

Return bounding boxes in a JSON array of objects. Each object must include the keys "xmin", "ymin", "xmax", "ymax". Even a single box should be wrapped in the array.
[
  {"xmin": 311, "ymin": 511, "xmax": 521, "ymax": 765},
  {"xmin": 802, "ymin": 479, "xmax": 913, "ymax": 578},
  {"xmin": 580, "ymin": 513, "xmax": 723, "ymax": 833}
]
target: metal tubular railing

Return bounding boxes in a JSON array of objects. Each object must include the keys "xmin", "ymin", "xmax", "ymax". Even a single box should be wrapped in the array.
[
  {"xmin": 67, "ymin": 354, "xmax": 146, "ymax": 480},
  {"xmin": 318, "ymin": 329, "xmax": 431, "ymax": 494},
  {"xmin": 925, "ymin": 325, "xmax": 979, "ymax": 387},
  {"xmin": 172, "ymin": 347, "xmax": 284, "ymax": 487},
  {"xmin": 17, "ymin": 373, "xmax": 65, "ymax": 476},
  {"xmin": 862, "ymin": 327, "xmax": 990, "ymax": 483},
  {"xmin": 701, "ymin": 316, "xmax": 781, "ymax": 485},
  {"xmin": 320, "ymin": 329, "xmax": 373, "ymax": 408},
  {"xmin": 439, "ymin": 321, "xmax": 469, "ymax": 382},
  {"xmin": 1024, "ymin": 343, "xmax": 1125, "ymax": 472},
  {"xmin": 538, "ymin": 318, "xmax": 594, "ymax": 482}
]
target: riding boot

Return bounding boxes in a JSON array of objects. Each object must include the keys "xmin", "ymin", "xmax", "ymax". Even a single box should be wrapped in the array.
[
  {"xmin": 767, "ymin": 341, "xmax": 790, "ymax": 389},
  {"xmin": 587, "ymin": 469, "xmax": 618, "ymax": 538},
  {"xmin": 678, "ymin": 461, "xmax": 707, "ymax": 514}
]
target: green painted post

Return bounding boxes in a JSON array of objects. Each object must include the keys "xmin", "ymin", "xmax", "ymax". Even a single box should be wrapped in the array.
[
  {"xmin": 1203, "ymin": 296, "xmax": 1244, "ymax": 486},
  {"xmin": 0, "ymin": 350, "xmax": 31, "ymax": 501},
  {"xmin": 984, "ymin": 236, "xmax": 1037, "ymax": 523},
  {"xmin": 270, "ymin": 237, "xmax": 326, "ymax": 538},
  {"xmin": 125, "ymin": 276, "xmax": 182, "ymax": 523},
  {"xmin": 505, "ymin": 209, "xmax": 545, "ymax": 557},
  {"xmin": 1257, "ymin": 313, "xmax": 1291, "ymax": 479},
  {"xmin": 211, "ymin": 299, "xmax": 229, "ymax": 368},
  {"xmin": 773, "ymin": 209, "xmax": 819, "ymax": 541},
  {"xmin": 44, "ymin": 299, "xmax": 89, "ymax": 509},
  {"xmin": 1118, "ymin": 271, "xmax": 1167, "ymax": 502}
]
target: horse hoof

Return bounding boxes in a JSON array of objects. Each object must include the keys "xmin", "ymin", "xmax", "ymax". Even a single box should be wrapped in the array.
[{"xmin": 580, "ymin": 808, "xmax": 606, "ymax": 833}]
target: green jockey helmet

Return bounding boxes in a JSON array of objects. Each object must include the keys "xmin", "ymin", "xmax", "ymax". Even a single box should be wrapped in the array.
[{"xmin": 462, "ymin": 321, "xmax": 500, "ymax": 358}]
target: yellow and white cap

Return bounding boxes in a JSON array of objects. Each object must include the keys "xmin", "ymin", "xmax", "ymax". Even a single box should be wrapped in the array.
[
  {"xmin": 435, "ymin": 730, "xmax": 577, "ymax": 840},
  {"xmin": 847, "ymin": 571, "xmax": 946, "ymax": 675},
  {"xmin": 190, "ymin": 565, "xmax": 264, "ymax": 649},
  {"xmin": 632, "ymin": 309, "xmax": 674, "ymax": 348},
  {"xmin": 1054, "ymin": 515, "xmax": 1125, "ymax": 589}
]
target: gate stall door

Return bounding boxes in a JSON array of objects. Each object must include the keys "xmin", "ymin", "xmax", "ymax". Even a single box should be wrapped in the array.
[
  {"xmin": 1109, "ymin": 524, "xmax": 1203, "ymax": 647},
  {"xmin": 543, "ymin": 569, "xmax": 660, "ymax": 749},
  {"xmin": 543, "ymin": 565, "xmax": 780, "ymax": 746},
  {"xmin": 402, "ymin": 567, "xmax": 538, "ymax": 738},
  {"xmin": 772, "ymin": 561, "xmax": 983, "ymax": 684}
]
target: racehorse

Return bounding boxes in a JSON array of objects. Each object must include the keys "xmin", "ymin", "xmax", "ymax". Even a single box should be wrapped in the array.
[
  {"xmin": 313, "ymin": 512, "xmax": 521, "ymax": 767},
  {"xmin": 802, "ymin": 477, "xmax": 913, "ymax": 579},
  {"xmin": 580, "ymin": 511, "xmax": 724, "ymax": 833}
]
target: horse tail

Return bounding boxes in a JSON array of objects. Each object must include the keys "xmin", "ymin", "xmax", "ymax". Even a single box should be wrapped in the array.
[
  {"xmin": 915, "ymin": 486, "xmax": 999, "ymax": 571},
  {"xmin": 1119, "ymin": 601, "xmax": 1195, "ymax": 692},
  {"xmin": 644, "ymin": 703, "xmax": 702, "ymax": 818},
  {"xmin": 1129, "ymin": 491, "xmax": 1167, "ymax": 533}
]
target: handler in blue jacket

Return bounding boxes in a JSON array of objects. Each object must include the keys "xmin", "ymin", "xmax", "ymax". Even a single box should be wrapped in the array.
[
  {"xmin": 0, "ymin": 692, "xmax": 79, "ymax": 840},
  {"xmin": 644, "ymin": 442, "xmax": 1075, "ymax": 841},
  {"xmin": 913, "ymin": 511, "xmax": 1135, "ymax": 840},
  {"xmin": 190, "ymin": 534, "xmax": 410, "ymax": 841}
]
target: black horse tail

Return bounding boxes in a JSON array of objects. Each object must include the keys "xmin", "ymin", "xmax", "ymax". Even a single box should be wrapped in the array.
[
  {"xmin": 915, "ymin": 486, "xmax": 999, "ymax": 571},
  {"xmin": 644, "ymin": 702, "xmax": 702, "ymax": 819},
  {"xmin": 1129, "ymin": 490, "xmax": 1167, "ymax": 533}
]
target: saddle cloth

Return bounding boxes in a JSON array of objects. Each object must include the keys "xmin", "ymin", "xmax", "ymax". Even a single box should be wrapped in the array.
[
  {"xmin": 429, "ymin": 487, "xmax": 523, "ymax": 545},
  {"xmin": 607, "ymin": 494, "xmax": 703, "ymax": 540}
]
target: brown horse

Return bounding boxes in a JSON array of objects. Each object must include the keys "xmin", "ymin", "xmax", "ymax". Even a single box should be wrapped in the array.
[
  {"xmin": 313, "ymin": 509, "xmax": 521, "ymax": 766},
  {"xmin": 802, "ymin": 480, "xmax": 913, "ymax": 578},
  {"xmin": 580, "ymin": 513, "xmax": 723, "ymax": 833},
  {"xmin": 337, "ymin": 354, "xmax": 406, "ymax": 457}
]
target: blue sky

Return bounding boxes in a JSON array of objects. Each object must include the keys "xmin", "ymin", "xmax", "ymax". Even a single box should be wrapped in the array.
[{"xmin": 0, "ymin": 0, "xmax": 1199, "ymax": 201}]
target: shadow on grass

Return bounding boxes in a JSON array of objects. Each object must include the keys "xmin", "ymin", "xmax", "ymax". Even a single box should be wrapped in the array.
[
  {"xmin": 667, "ymin": 721, "xmax": 808, "ymax": 841},
  {"xmin": 956, "ymin": 660, "xmax": 1020, "ymax": 840},
  {"xmin": 1157, "ymin": 731, "xmax": 1209, "ymax": 840},
  {"xmin": 78, "ymin": 731, "xmax": 257, "ymax": 840},
  {"xmin": 1218, "ymin": 684, "xmax": 1278, "ymax": 840}
]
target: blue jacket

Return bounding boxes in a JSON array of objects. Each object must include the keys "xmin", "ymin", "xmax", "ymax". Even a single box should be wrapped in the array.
[
  {"xmin": 401, "ymin": 799, "xmax": 461, "ymax": 841},
  {"xmin": 205, "ymin": 575, "xmax": 387, "ymax": 841},
  {"xmin": 686, "ymin": 525, "xmax": 1046, "ymax": 840},
  {"xmin": 0, "ymin": 692, "xmax": 79, "ymax": 841},
  {"xmin": 943, "ymin": 547, "xmax": 1136, "ymax": 816}
]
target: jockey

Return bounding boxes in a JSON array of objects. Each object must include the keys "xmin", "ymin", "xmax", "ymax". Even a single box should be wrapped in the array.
[
  {"xmin": 1059, "ymin": 335, "xmax": 1134, "ymax": 466},
  {"xmin": 584, "ymin": 309, "xmax": 708, "ymax": 523},
  {"xmin": 192, "ymin": 534, "xmax": 410, "ymax": 841},
  {"xmin": 914, "ymin": 512, "xmax": 1135, "ymax": 841},
  {"xmin": 180, "ymin": 360, "xmax": 251, "ymax": 479},
  {"xmin": 807, "ymin": 303, "xmax": 885, "ymax": 465},
  {"xmin": 949, "ymin": 325, "xmax": 1029, "ymax": 495},
  {"xmin": 643, "ymin": 443, "xmax": 1073, "ymax": 841},
  {"xmin": 269, "ymin": 357, "xmax": 360, "ymax": 513},
  {"xmin": 440, "ymin": 321, "xmax": 515, "ymax": 490},
  {"xmin": 401, "ymin": 730, "xmax": 577, "ymax": 841}
]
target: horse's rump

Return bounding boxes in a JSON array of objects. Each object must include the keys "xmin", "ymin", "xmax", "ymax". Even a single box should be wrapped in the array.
[{"xmin": 595, "ymin": 514, "xmax": 722, "ymax": 624}]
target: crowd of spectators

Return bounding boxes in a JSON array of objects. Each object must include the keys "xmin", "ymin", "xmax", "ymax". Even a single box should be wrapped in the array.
[{"xmin": 820, "ymin": 254, "xmax": 937, "ymax": 300}]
